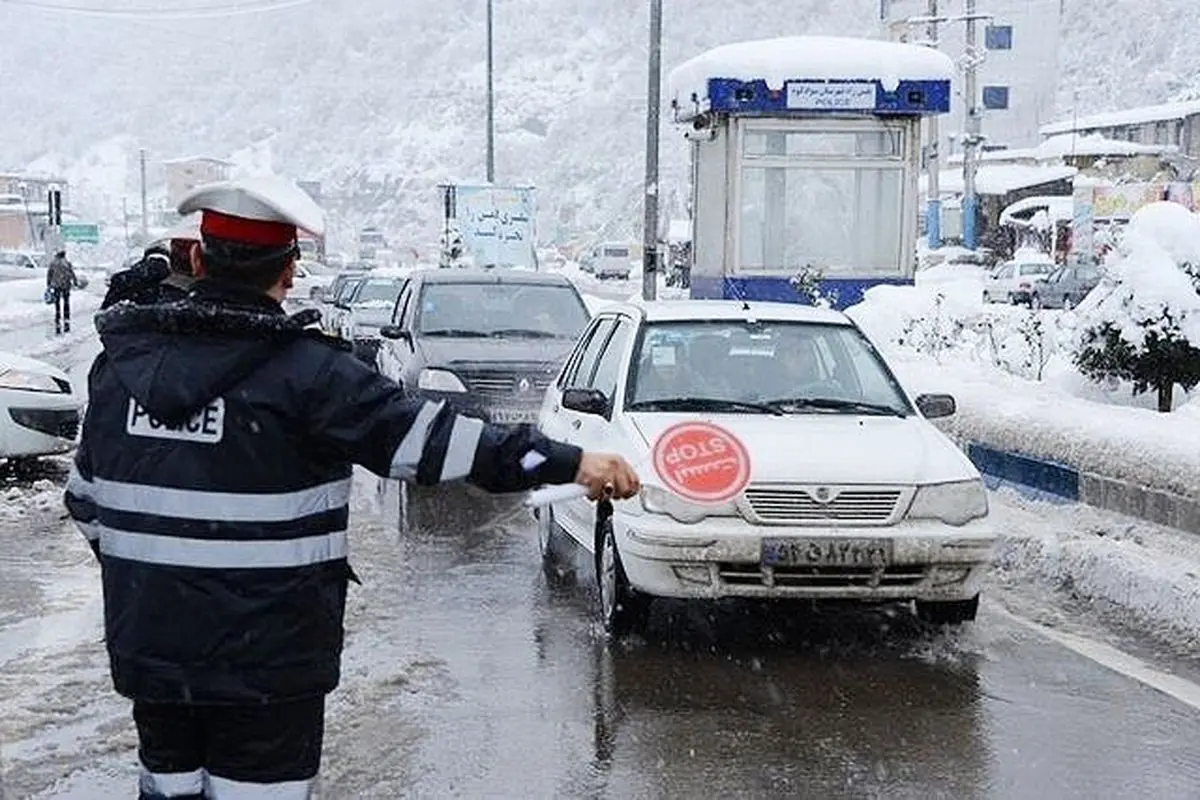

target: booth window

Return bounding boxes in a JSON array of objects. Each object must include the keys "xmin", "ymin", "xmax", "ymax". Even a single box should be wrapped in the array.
[
  {"xmin": 985, "ymin": 25, "xmax": 1013, "ymax": 50},
  {"xmin": 737, "ymin": 124, "xmax": 908, "ymax": 277}
]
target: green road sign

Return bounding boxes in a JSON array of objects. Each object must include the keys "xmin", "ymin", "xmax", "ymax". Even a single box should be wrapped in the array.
[{"xmin": 61, "ymin": 223, "xmax": 100, "ymax": 244}]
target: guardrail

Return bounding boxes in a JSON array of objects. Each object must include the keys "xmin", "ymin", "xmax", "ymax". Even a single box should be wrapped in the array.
[{"xmin": 957, "ymin": 439, "xmax": 1200, "ymax": 535}]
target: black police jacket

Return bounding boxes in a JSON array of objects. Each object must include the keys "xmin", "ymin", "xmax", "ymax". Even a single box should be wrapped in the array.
[{"xmin": 65, "ymin": 279, "xmax": 582, "ymax": 705}]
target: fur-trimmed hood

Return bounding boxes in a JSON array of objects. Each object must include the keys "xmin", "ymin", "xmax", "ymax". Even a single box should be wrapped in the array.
[{"xmin": 96, "ymin": 280, "xmax": 331, "ymax": 425}]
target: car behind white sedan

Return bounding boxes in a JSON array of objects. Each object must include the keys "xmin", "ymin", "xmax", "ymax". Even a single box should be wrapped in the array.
[
  {"xmin": 536, "ymin": 301, "xmax": 994, "ymax": 635},
  {"xmin": 0, "ymin": 351, "xmax": 83, "ymax": 462}
]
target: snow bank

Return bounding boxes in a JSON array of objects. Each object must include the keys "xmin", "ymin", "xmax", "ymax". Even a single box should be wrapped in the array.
[
  {"xmin": 669, "ymin": 35, "xmax": 954, "ymax": 105},
  {"xmin": 0, "ymin": 278, "xmax": 102, "ymax": 338},
  {"xmin": 847, "ymin": 257, "xmax": 1200, "ymax": 500}
]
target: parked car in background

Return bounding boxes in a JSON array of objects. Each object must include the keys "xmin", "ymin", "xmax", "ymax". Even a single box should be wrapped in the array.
[
  {"xmin": 0, "ymin": 351, "xmax": 83, "ymax": 463},
  {"xmin": 1030, "ymin": 263, "xmax": 1103, "ymax": 310},
  {"xmin": 535, "ymin": 300, "xmax": 993, "ymax": 635},
  {"xmin": 338, "ymin": 273, "xmax": 408, "ymax": 365},
  {"xmin": 982, "ymin": 260, "xmax": 1053, "ymax": 305},
  {"xmin": 291, "ymin": 260, "xmax": 338, "ymax": 306},
  {"xmin": 591, "ymin": 243, "xmax": 635, "ymax": 280},
  {"xmin": 321, "ymin": 272, "xmax": 369, "ymax": 336}
]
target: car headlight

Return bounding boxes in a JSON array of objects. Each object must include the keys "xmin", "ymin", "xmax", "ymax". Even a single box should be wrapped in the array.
[
  {"xmin": 417, "ymin": 368, "xmax": 467, "ymax": 393},
  {"xmin": 906, "ymin": 479, "xmax": 989, "ymax": 526},
  {"xmin": 0, "ymin": 369, "xmax": 66, "ymax": 394},
  {"xmin": 640, "ymin": 485, "xmax": 739, "ymax": 524}
]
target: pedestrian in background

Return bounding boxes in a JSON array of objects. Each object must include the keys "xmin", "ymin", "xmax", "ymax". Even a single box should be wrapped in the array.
[{"xmin": 46, "ymin": 248, "xmax": 79, "ymax": 334}]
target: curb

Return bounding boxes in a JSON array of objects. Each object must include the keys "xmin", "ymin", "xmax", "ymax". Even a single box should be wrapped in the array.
[{"xmin": 963, "ymin": 441, "xmax": 1200, "ymax": 535}]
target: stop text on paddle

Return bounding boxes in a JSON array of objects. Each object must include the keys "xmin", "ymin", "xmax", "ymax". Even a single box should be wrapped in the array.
[{"xmin": 652, "ymin": 421, "xmax": 751, "ymax": 504}]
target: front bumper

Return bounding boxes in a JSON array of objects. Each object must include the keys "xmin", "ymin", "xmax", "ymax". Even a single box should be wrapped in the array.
[
  {"xmin": 409, "ymin": 389, "xmax": 543, "ymax": 425},
  {"xmin": 612, "ymin": 513, "xmax": 995, "ymax": 603}
]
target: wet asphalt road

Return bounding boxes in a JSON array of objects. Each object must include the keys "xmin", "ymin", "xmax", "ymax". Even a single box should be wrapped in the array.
[{"xmin": 313, "ymin": 485, "xmax": 1200, "ymax": 799}]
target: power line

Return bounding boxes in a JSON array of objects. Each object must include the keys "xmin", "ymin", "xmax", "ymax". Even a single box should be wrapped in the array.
[{"xmin": 0, "ymin": 0, "xmax": 317, "ymax": 19}]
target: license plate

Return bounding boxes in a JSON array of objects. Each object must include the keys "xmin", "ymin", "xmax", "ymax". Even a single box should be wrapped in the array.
[
  {"xmin": 762, "ymin": 538, "xmax": 893, "ymax": 568},
  {"xmin": 490, "ymin": 407, "xmax": 540, "ymax": 424}
]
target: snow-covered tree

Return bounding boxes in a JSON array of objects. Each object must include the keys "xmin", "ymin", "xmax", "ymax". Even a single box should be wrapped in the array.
[{"xmin": 1072, "ymin": 202, "xmax": 1200, "ymax": 412}]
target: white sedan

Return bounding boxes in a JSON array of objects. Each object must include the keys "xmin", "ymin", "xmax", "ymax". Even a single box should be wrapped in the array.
[
  {"xmin": 536, "ymin": 301, "xmax": 994, "ymax": 635},
  {"xmin": 0, "ymin": 351, "xmax": 83, "ymax": 461}
]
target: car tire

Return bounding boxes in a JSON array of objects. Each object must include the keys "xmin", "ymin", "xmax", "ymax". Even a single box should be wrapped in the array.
[
  {"xmin": 596, "ymin": 516, "xmax": 650, "ymax": 637},
  {"xmin": 1063, "ymin": 295, "xmax": 1077, "ymax": 311},
  {"xmin": 916, "ymin": 594, "xmax": 979, "ymax": 625},
  {"xmin": 537, "ymin": 505, "xmax": 574, "ymax": 583}
]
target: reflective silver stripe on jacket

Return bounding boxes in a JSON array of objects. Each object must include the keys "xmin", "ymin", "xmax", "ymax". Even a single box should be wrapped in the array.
[
  {"xmin": 389, "ymin": 400, "xmax": 443, "ymax": 480},
  {"xmin": 140, "ymin": 767, "xmax": 205, "ymax": 798},
  {"xmin": 206, "ymin": 774, "xmax": 315, "ymax": 799},
  {"xmin": 96, "ymin": 526, "xmax": 348, "ymax": 569},
  {"xmin": 66, "ymin": 469, "xmax": 351, "ymax": 522},
  {"xmin": 440, "ymin": 415, "xmax": 484, "ymax": 481}
]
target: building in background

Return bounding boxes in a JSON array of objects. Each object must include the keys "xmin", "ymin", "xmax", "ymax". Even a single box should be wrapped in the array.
[
  {"xmin": 0, "ymin": 173, "xmax": 72, "ymax": 250},
  {"xmin": 884, "ymin": 0, "xmax": 1062, "ymax": 153},
  {"xmin": 163, "ymin": 156, "xmax": 233, "ymax": 209},
  {"xmin": 1039, "ymin": 100, "xmax": 1200, "ymax": 164}
]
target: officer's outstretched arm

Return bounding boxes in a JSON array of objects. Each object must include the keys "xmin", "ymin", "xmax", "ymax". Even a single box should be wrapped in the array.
[{"xmin": 308, "ymin": 352, "xmax": 582, "ymax": 493}]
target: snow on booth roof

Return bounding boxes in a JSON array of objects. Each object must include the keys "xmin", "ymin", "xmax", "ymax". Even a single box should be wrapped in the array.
[{"xmin": 668, "ymin": 36, "xmax": 955, "ymax": 120}]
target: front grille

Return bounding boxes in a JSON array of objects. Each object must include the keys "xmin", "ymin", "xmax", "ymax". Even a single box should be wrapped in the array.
[
  {"xmin": 719, "ymin": 564, "xmax": 928, "ymax": 588},
  {"xmin": 744, "ymin": 487, "xmax": 903, "ymax": 526},
  {"xmin": 10, "ymin": 408, "xmax": 80, "ymax": 440},
  {"xmin": 458, "ymin": 369, "xmax": 555, "ymax": 401}
]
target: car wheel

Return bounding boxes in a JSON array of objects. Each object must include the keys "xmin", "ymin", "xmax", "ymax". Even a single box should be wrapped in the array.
[
  {"xmin": 596, "ymin": 517, "xmax": 649, "ymax": 636},
  {"xmin": 1007, "ymin": 292, "xmax": 1019, "ymax": 305},
  {"xmin": 1063, "ymin": 295, "xmax": 1077, "ymax": 311},
  {"xmin": 916, "ymin": 594, "xmax": 979, "ymax": 625},
  {"xmin": 537, "ymin": 504, "xmax": 574, "ymax": 583}
]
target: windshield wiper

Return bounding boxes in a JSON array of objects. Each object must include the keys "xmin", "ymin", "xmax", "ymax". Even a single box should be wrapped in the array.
[
  {"xmin": 489, "ymin": 328, "xmax": 559, "ymax": 339},
  {"xmin": 420, "ymin": 329, "xmax": 491, "ymax": 338},
  {"xmin": 627, "ymin": 397, "xmax": 783, "ymax": 416},
  {"xmin": 762, "ymin": 397, "xmax": 907, "ymax": 417}
]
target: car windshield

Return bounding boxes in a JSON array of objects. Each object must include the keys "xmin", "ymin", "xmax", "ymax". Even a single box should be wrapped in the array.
[
  {"xmin": 354, "ymin": 280, "xmax": 403, "ymax": 304},
  {"xmin": 416, "ymin": 282, "xmax": 590, "ymax": 339},
  {"xmin": 625, "ymin": 320, "xmax": 912, "ymax": 416}
]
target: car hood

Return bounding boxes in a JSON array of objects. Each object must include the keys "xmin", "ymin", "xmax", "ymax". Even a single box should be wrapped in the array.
[
  {"xmin": 626, "ymin": 412, "xmax": 977, "ymax": 486},
  {"xmin": 0, "ymin": 350, "xmax": 69, "ymax": 382},
  {"xmin": 352, "ymin": 305, "xmax": 394, "ymax": 326},
  {"xmin": 417, "ymin": 335, "xmax": 576, "ymax": 368}
]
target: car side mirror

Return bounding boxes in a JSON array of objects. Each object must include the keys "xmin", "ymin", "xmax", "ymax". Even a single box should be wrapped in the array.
[
  {"xmin": 915, "ymin": 393, "xmax": 956, "ymax": 419},
  {"xmin": 380, "ymin": 326, "xmax": 411, "ymax": 342},
  {"xmin": 562, "ymin": 387, "xmax": 610, "ymax": 417}
]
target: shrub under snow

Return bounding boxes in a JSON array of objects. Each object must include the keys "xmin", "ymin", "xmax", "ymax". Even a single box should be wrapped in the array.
[{"xmin": 1072, "ymin": 202, "xmax": 1200, "ymax": 412}]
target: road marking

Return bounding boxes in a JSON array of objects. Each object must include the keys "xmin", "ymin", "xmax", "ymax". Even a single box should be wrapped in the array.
[{"xmin": 993, "ymin": 604, "xmax": 1200, "ymax": 713}]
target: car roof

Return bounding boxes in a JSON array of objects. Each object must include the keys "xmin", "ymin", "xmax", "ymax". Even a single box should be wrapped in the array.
[
  {"xmin": 409, "ymin": 268, "xmax": 574, "ymax": 287},
  {"xmin": 598, "ymin": 300, "xmax": 853, "ymax": 325}
]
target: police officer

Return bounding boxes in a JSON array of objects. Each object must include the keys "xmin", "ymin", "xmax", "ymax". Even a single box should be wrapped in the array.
[
  {"xmin": 102, "ymin": 215, "xmax": 202, "ymax": 309},
  {"xmin": 64, "ymin": 175, "xmax": 639, "ymax": 799}
]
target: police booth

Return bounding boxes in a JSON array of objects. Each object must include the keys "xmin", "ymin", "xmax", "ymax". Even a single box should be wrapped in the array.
[{"xmin": 667, "ymin": 36, "xmax": 954, "ymax": 309}]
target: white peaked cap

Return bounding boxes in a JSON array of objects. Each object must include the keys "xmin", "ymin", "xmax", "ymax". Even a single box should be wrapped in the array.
[
  {"xmin": 177, "ymin": 174, "xmax": 326, "ymax": 238},
  {"xmin": 164, "ymin": 213, "xmax": 202, "ymax": 242}
]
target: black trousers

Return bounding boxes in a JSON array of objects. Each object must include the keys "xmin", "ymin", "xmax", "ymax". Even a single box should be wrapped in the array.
[
  {"xmin": 133, "ymin": 697, "xmax": 325, "ymax": 799},
  {"xmin": 52, "ymin": 288, "xmax": 71, "ymax": 332}
]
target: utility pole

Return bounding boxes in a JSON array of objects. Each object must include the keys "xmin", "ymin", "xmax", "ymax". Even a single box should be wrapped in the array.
[
  {"xmin": 641, "ymin": 0, "xmax": 662, "ymax": 302},
  {"xmin": 961, "ymin": 0, "xmax": 983, "ymax": 250},
  {"xmin": 925, "ymin": 0, "xmax": 942, "ymax": 249},
  {"xmin": 485, "ymin": 0, "xmax": 496, "ymax": 183},
  {"xmin": 139, "ymin": 147, "xmax": 149, "ymax": 241}
]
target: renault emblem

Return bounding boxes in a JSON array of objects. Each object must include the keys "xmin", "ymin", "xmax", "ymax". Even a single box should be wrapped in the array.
[{"xmin": 518, "ymin": 378, "xmax": 532, "ymax": 393}]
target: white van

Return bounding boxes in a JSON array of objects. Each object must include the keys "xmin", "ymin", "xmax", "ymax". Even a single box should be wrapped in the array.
[{"xmin": 591, "ymin": 243, "xmax": 635, "ymax": 280}]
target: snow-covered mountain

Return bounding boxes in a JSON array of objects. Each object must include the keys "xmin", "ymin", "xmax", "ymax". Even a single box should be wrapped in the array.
[{"xmin": 0, "ymin": 0, "xmax": 1193, "ymax": 249}]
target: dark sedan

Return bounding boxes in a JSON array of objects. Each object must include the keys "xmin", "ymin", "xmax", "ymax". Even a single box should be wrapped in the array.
[
  {"xmin": 1031, "ymin": 263, "xmax": 1102, "ymax": 310},
  {"xmin": 377, "ymin": 268, "xmax": 592, "ymax": 425}
]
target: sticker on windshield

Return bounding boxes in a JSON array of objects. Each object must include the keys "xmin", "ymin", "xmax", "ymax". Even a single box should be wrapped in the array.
[
  {"xmin": 650, "ymin": 345, "xmax": 677, "ymax": 366},
  {"xmin": 652, "ymin": 421, "xmax": 751, "ymax": 504}
]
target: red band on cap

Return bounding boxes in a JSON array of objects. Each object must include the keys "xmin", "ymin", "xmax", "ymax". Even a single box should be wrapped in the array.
[{"xmin": 201, "ymin": 210, "xmax": 296, "ymax": 248}]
